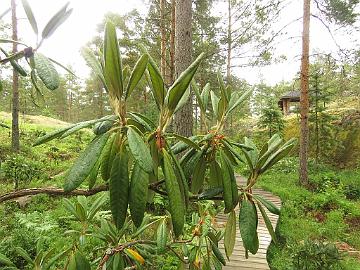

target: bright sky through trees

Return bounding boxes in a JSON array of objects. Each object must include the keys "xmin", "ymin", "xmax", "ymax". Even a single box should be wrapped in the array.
[{"xmin": 3, "ymin": 0, "xmax": 358, "ymax": 85}]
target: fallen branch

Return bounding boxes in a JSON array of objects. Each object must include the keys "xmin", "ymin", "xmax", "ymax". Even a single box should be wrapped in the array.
[
  {"xmin": 0, "ymin": 180, "xmax": 223, "ymax": 204},
  {"xmin": 0, "ymin": 185, "xmax": 108, "ymax": 203}
]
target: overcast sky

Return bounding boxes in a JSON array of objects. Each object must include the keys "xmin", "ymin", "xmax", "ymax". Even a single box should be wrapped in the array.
[{"xmin": 1, "ymin": 0, "xmax": 358, "ymax": 86}]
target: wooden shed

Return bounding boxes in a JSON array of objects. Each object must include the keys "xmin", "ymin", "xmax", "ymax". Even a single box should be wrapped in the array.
[{"xmin": 278, "ymin": 90, "xmax": 300, "ymax": 115}]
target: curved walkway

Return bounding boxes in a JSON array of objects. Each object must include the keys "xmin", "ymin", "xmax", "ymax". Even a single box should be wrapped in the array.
[{"xmin": 215, "ymin": 176, "xmax": 281, "ymax": 270}]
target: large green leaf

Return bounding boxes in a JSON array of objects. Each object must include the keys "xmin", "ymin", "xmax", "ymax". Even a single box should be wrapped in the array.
[
  {"xmin": 257, "ymin": 202, "xmax": 277, "ymax": 243},
  {"xmin": 59, "ymin": 115, "xmax": 116, "ymax": 139},
  {"xmin": 127, "ymin": 127, "xmax": 153, "ymax": 173},
  {"xmin": 42, "ymin": 2, "xmax": 72, "ymax": 39},
  {"xmin": 156, "ymin": 219, "xmax": 167, "ymax": 252},
  {"xmin": 34, "ymin": 53, "xmax": 59, "ymax": 90},
  {"xmin": 80, "ymin": 47, "xmax": 106, "ymax": 89},
  {"xmin": 147, "ymin": 55, "xmax": 166, "ymax": 109},
  {"xmin": 21, "ymin": 0, "xmax": 38, "ymax": 35},
  {"xmin": 239, "ymin": 199, "xmax": 259, "ymax": 255},
  {"xmin": 110, "ymin": 151, "xmax": 129, "ymax": 229},
  {"xmin": 125, "ymin": 54, "xmax": 148, "ymax": 99},
  {"xmin": 0, "ymin": 48, "xmax": 27, "ymax": 77},
  {"xmin": 104, "ymin": 22, "xmax": 123, "ymax": 99},
  {"xmin": 165, "ymin": 53, "xmax": 204, "ymax": 113},
  {"xmin": 224, "ymin": 210, "xmax": 236, "ymax": 260},
  {"xmin": 191, "ymin": 80, "xmax": 204, "ymax": 111},
  {"xmin": 210, "ymin": 91, "xmax": 219, "ymax": 119},
  {"xmin": 129, "ymin": 162, "xmax": 149, "ymax": 227},
  {"xmin": 162, "ymin": 149, "xmax": 185, "ymax": 237},
  {"xmin": 253, "ymin": 194, "xmax": 280, "ymax": 215},
  {"xmin": 191, "ymin": 157, "xmax": 206, "ymax": 194},
  {"xmin": 226, "ymin": 89, "xmax": 252, "ymax": 116},
  {"xmin": 33, "ymin": 124, "xmax": 76, "ymax": 146},
  {"xmin": 260, "ymin": 138, "xmax": 297, "ymax": 173},
  {"xmin": 208, "ymin": 160, "xmax": 222, "ymax": 188},
  {"xmin": 100, "ymin": 133, "xmax": 116, "ymax": 181},
  {"xmin": 64, "ymin": 133, "xmax": 110, "ymax": 192},
  {"xmin": 201, "ymin": 83, "xmax": 210, "ymax": 111},
  {"xmin": 219, "ymin": 150, "xmax": 234, "ymax": 213}
]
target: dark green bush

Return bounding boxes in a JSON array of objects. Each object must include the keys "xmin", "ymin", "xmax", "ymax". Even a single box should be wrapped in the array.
[{"xmin": 292, "ymin": 240, "xmax": 342, "ymax": 270}]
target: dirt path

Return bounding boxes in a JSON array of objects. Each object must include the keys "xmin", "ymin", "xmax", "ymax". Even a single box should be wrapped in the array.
[{"xmin": 215, "ymin": 176, "xmax": 281, "ymax": 270}]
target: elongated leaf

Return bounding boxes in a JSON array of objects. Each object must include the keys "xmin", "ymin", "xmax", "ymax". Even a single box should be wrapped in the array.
[
  {"xmin": 201, "ymin": 83, "xmax": 210, "ymax": 111},
  {"xmin": 147, "ymin": 55, "xmax": 165, "ymax": 109},
  {"xmin": 48, "ymin": 57, "xmax": 77, "ymax": 77},
  {"xmin": 239, "ymin": 199, "xmax": 259, "ymax": 255},
  {"xmin": 88, "ymin": 194, "xmax": 107, "ymax": 221},
  {"xmin": 253, "ymin": 195, "xmax": 280, "ymax": 215},
  {"xmin": 167, "ymin": 133, "xmax": 201, "ymax": 151},
  {"xmin": 64, "ymin": 133, "xmax": 110, "ymax": 192},
  {"xmin": 226, "ymin": 89, "xmax": 252, "ymax": 116},
  {"xmin": 219, "ymin": 151, "xmax": 234, "ymax": 213},
  {"xmin": 125, "ymin": 54, "xmax": 148, "ymax": 99},
  {"xmin": 42, "ymin": 2, "xmax": 72, "ymax": 39},
  {"xmin": 104, "ymin": 22, "xmax": 123, "ymax": 99},
  {"xmin": 165, "ymin": 53, "xmax": 204, "ymax": 113},
  {"xmin": 33, "ymin": 125, "xmax": 75, "ymax": 146},
  {"xmin": 257, "ymin": 134, "xmax": 283, "ymax": 170},
  {"xmin": 210, "ymin": 241, "xmax": 226, "ymax": 266},
  {"xmin": 0, "ymin": 253, "xmax": 16, "ymax": 267},
  {"xmin": 208, "ymin": 160, "xmax": 222, "ymax": 188},
  {"xmin": 87, "ymin": 159, "xmax": 100, "ymax": 189},
  {"xmin": 191, "ymin": 80, "xmax": 204, "ymax": 111},
  {"xmin": 257, "ymin": 202, "xmax": 277, "ymax": 243},
  {"xmin": 162, "ymin": 149, "xmax": 185, "ymax": 237},
  {"xmin": 198, "ymin": 187, "xmax": 223, "ymax": 199},
  {"xmin": 110, "ymin": 151, "xmax": 129, "ymax": 229},
  {"xmin": 217, "ymin": 72, "xmax": 229, "ymax": 103},
  {"xmin": 127, "ymin": 127, "xmax": 153, "ymax": 173},
  {"xmin": 260, "ymin": 138, "xmax": 297, "ymax": 173},
  {"xmin": 80, "ymin": 47, "xmax": 106, "ymax": 89},
  {"xmin": 34, "ymin": 53, "xmax": 59, "ymax": 90},
  {"xmin": 157, "ymin": 219, "xmax": 167, "ymax": 252},
  {"xmin": 191, "ymin": 157, "xmax": 206, "ymax": 194},
  {"xmin": 168, "ymin": 148, "xmax": 189, "ymax": 208},
  {"xmin": 15, "ymin": 247, "xmax": 33, "ymax": 265},
  {"xmin": 210, "ymin": 91, "xmax": 219, "ymax": 119},
  {"xmin": 128, "ymin": 112, "xmax": 156, "ymax": 130},
  {"xmin": 129, "ymin": 163, "xmax": 149, "ymax": 227},
  {"xmin": 60, "ymin": 115, "xmax": 116, "ymax": 139},
  {"xmin": 74, "ymin": 251, "xmax": 91, "ymax": 270},
  {"xmin": 0, "ymin": 38, "xmax": 28, "ymax": 46},
  {"xmin": 224, "ymin": 210, "xmax": 236, "ymax": 260},
  {"xmin": 124, "ymin": 249, "xmax": 145, "ymax": 265},
  {"xmin": 21, "ymin": 0, "xmax": 38, "ymax": 34},
  {"xmin": 100, "ymin": 133, "xmax": 116, "ymax": 181},
  {"xmin": 0, "ymin": 48, "xmax": 27, "ymax": 76}
]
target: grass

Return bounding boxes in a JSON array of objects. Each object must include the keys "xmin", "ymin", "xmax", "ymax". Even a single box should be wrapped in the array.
[{"xmin": 254, "ymin": 157, "xmax": 360, "ymax": 269}]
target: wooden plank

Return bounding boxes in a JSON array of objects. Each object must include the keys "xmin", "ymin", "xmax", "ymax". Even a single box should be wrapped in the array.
[{"xmin": 214, "ymin": 175, "xmax": 281, "ymax": 270}]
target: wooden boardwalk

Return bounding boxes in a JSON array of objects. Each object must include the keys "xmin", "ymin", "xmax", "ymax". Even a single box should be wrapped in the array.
[{"xmin": 215, "ymin": 176, "xmax": 281, "ymax": 270}]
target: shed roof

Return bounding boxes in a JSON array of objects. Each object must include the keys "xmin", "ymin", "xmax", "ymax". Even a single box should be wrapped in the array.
[{"xmin": 280, "ymin": 90, "xmax": 300, "ymax": 100}]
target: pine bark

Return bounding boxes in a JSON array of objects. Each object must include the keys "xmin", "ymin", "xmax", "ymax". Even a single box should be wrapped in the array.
[
  {"xmin": 11, "ymin": 0, "xmax": 20, "ymax": 152},
  {"xmin": 169, "ymin": 0, "xmax": 176, "ymax": 84},
  {"xmin": 299, "ymin": 0, "xmax": 310, "ymax": 186},
  {"xmin": 173, "ymin": 0, "xmax": 193, "ymax": 137},
  {"xmin": 160, "ymin": 0, "xmax": 167, "ymax": 80}
]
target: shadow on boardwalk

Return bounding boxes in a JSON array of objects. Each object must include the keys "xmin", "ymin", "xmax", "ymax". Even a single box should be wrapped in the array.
[{"xmin": 215, "ymin": 176, "xmax": 281, "ymax": 270}]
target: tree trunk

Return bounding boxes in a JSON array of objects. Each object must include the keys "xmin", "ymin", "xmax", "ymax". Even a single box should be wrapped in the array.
[
  {"xmin": 314, "ymin": 74, "xmax": 319, "ymax": 164},
  {"xmin": 299, "ymin": 0, "xmax": 310, "ymax": 186},
  {"xmin": 160, "ymin": 0, "xmax": 167, "ymax": 80},
  {"xmin": 11, "ymin": 0, "xmax": 20, "ymax": 152},
  {"xmin": 225, "ymin": 0, "xmax": 232, "ymax": 133},
  {"xmin": 173, "ymin": 0, "xmax": 193, "ymax": 137},
  {"xmin": 169, "ymin": 0, "xmax": 176, "ymax": 84},
  {"xmin": 226, "ymin": 0, "xmax": 232, "ymax": 82}
]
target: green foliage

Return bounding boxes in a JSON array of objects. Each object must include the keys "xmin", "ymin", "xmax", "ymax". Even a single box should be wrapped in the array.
[
  {"xmin": 0, "ymin": 154, "xmax": 42, "ymax": 189},
  {"xmin": 259, "ymin": 100, "xmax": 285, "ymax": 138},
  {"xmin": 292, "ymin": 240, "xmax": 341, "ymax": 270}
]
